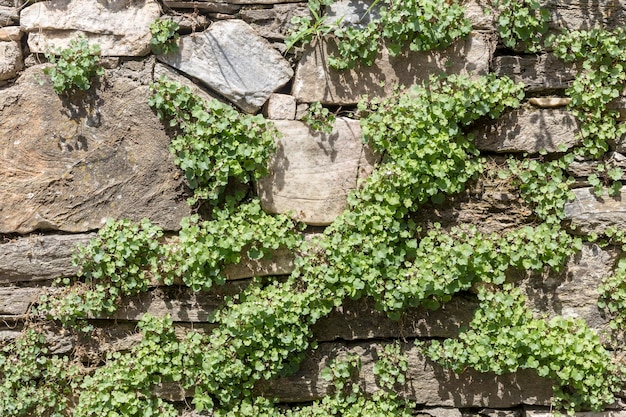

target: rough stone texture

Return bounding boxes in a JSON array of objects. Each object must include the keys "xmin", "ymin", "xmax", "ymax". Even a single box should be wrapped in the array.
[
  {"xmin": 263, "ymin": 93, "xmax": 296, "ymax": 120},
  {"xmin": 544, "ymin": 0, "xmax": 626, "ymax": 31},
  {"xmin": 312, "ymin": 296, "xmax": 478, "ymax": 342},
  {"xmin": 157, "ymin": 20, "xmax": 293, "ymax": 113},
  {"xmin": 0, "ymin": 5, "xmax": 17, "ymax": 27},
  {"xmin": 222, "ymin": 247, "xmax": 295, "ymax": 280},
  {"xmin": 238, "ymin": 3, "xmax": 309, "ymax": 40},
  {"xmin": 164, "ymin": 13, "xmax": 211, "ymax": 33},
  {"xmin": 515, "ymin": 243, "xmax": 616, "ymax": 332},
  {"xmin": 326, "ymin": 0, "xmax": 495, "ymax": 31},
  {"xmin": 0, "ymin": 64, "xmax": 191, "ymax": 234},
  {"xmin": 565, "ymin": 187, "xmax": 626, "ymax": 235},
  {"xmin": 325, "ymin": 0, "xmax": 382, "ymax": 28},
  {"xmin": 292, "ymin": 32, "xmax": 494, "ymax": 105},
  {"xmin": 474, "ymin": 107, "xmax": 580, "ymax": 154},
  {"xmin": 0, "ymin": 26, "xmax": 21, "ymax": 41},
  {"xmin": 418, "ymin": 408, "xmax": 463, "ymax": 417},
  {"xmin": 262, "ymin": 341, "xmax": 553, "ymax": 407},
  {"xmin": 20, "ymin": 0, "xmax": 160, "ymax": 56},
  {"xmin": 0, "ymin": 233, "xmax": 95, "ymax": 283},
  {"xmin": 101, "ymin": 281, "xmax": 249, "ymax": 322},
  {"xmin": 0, "ymin": 39, "xmax": 21, "ymax": 80},
  {"xmin": 528, "ymin": 97, "xmax": 571, "ymax": 108},
  {"xmin": 0, "ymin": 286, "xmax": 43, "ymax": 315},
  {"xmin": 524, "ymin": 408, "xmax": 626, "ymax": 417},
  {"xmin": 154, "ymin": 63, "xmax": 221, "ymax": 104},
  {"xmin": 164, "ymin": 1, "xmax": 241, "ymax": 14},
  {"xmin": 257, "ymin": 118, "xmax": 378, "ymax": 226},
  {"xmin": 493, "ymin": 55, "xmax": 579, "ymax": 93}
]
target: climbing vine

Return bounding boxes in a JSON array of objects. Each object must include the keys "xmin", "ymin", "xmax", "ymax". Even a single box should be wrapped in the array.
[{"xmin": 7, "ymin": 1, "xmax": 626, "ymax": 417}]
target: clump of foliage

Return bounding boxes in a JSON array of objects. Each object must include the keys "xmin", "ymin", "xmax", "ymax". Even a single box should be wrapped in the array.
[
  {"xmin": 149, "ymin": 18, "xmax": 180, "ymax": 55},
  {"xmin": 551, "ymin": 27, "xmax": 626, "ymax": 159},
  {"xmin": 506, "ymin": 155, "xmax": 576, "ymax": 224},
  {"xmin": 302, "ymin": 101, "xmax": 336, "ymax": 133},
  {"xmin": 287, "ymin": 0, "xmax": 471, "ymax": 70},
  {"xmin": 73, "ymin": 315, "xmax": 184, "ymax": 417},
  {"xmin": 0, "ymin": 329, "xmax": 82, "ymax": 417},
  {"xmin": 425, "ymin": 285, "xmax": 618, "ymax": 414},
  {"xmin": 149, "ymin": 78, "xmax": 279, "ymax": 205},
  {"xmin": 44, "ymin": 35, "xmax": 104, "ymax": 94},
  {"xmin": 38, "ymin": 200, "xmax": 302, "ymax": 327},
  {"xmin": 491, "ymin": 0, "xmax": 549, "ymax": 52}
]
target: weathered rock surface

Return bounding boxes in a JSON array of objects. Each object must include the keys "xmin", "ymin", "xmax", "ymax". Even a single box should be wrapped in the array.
[
  {"xmin": 312, "ymin": 296, "xmax": 478, "ymax": 341},
  {"xmin": 0, "ymin": 26, "xmax": 21, "ymax": 41},
  {"xmin": 262, "ymin": 341, "xmax": 554, "ymax": 407},
  {"xmin": 474, "ymin": 107, "xmax": 580, "ymax": 154},
  {"xmin": 528, "ymin": 97, "xmax": 571, "ymax": 108},
  {"xmin": 325, "ymin": 0, "xmax": 495, "ymax": 30},
  {"xmin": 0, "ymin": 39, "xmax": 21, "ymax": 80},
  {"xmin": 493, "ymin": 55, "xmax": 579, "ymax": 93},
  {"xmin": 222, "ymin": 247, "xmax": 295, "ymax": 280},
  {"xmin": 565, "ymin": 187, "xmax": 626, "ymax": 235},
  {"xmin": 154, "ymin": 63, "xmax": 221, "ymax": 104},
  {"xmin": 516, "ymin": 243, "xmax": 616, "ymax": 332},
  {"xmin": 0, "ymin": 64, "xmax": 191, "ymax": 234},
  {"xmin": 20, "ymin": 0, "xmax": 160, "ymax": 56},
  {"xmin": 0, "ymin": 5, "xmax": 17, "ymax": 27},
  {"xmin": 239, "ymin": 3, "xmax": 309, "ymax": 40},
  {"xmin": 101, "ymin": 281, "xmax": 249, "ymax": 322},
  {"xmin": 0, "ymin": 286, "xmax": 44, "ymax": 316},
  {"xmin": 263, "ymin": 93, "xmax": 296, "ymax": 120},
  {"xmin": 524, "ymin": 407, "xmax": 626, "ymax": 417},
  {"xmin": 0, "ymin": 233, "xmax": 94, "ymax": 283},
  {"xmin": 157, "ymin": 20, "xmax": 293, "ymax": 113},
  {"xmin": 292, "ymin": 32, "xmax": 494, "ymax": 105},
  {"xmin": 544, "ymin": 0, "xmax": 626, "ymax": 31},
  {"xmin": 163, "ymin": 1, "xmax": 241, "ymax": 14},
  {"xmin": 257, "ymin": 118, "xmax": 378, "ymax": 225}
]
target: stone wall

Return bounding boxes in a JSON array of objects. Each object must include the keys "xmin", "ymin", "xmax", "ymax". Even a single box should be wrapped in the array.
[{"xmin": 2, "ymin": 0, "xmax": 626, "ymax": 416}]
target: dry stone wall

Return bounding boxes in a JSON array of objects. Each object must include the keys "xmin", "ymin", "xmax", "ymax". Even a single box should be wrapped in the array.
[{"xmin": 1, "ymin": 0, "xmax": 626, "ymax": 416}]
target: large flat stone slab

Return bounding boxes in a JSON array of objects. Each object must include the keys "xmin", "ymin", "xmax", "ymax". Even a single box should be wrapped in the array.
[
  {"xmin": 474, "ymin": 107, "xmax": 580, "ymax": 154},
  {"xmin": 20, "ymin": 0, "xmax": 160, "ymax": 56},
  {"xmin": 291, "ymin": 31, "xmax": 494, "ymax": 105},
  {"xmin": 0, "ymin": 64, "xmax": 191, "ymax": 234},
  {"xmin": 565, "ymin": 187, "xmax": 626, "ymax": 235},
  {"xmin": 262, "ymin": 341, "xmax": 553, "ymax": 407},
  {"xmin": 157, "ymin": 19, "xmax": 293, "ymax": 113},
  {"xmin": 0, "ymin": 233, "xmax": 94, "ymax": 284},
  {"xmin": 257, "ymin": 118, "xmax": 378, "ymax": 226}
]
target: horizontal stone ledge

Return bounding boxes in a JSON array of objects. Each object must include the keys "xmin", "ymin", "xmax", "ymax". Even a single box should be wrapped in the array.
[
  {"xmin": 89, "ymin": 281, "xmax": 249, "ymax": 322},
  {"xmin": 260, "ymin": 341, "xmax": 553, "ymax": 408},
  {"xmin": 0, "ymin": 233, "xmax": 95, "ymax": 284},
  {"xmin": 0, "ymin": 286, "xmax": 45, "ymax": 316},
  {"xmin": 565, "ymin": 186, "xmax": 626, "ymax": 235},
  {"xmin": 473, "ymin": 106, "xmax": 580, "ymax": 154},
  {"xmin": 524, "ymin": 407, "xmax": 626, "ymax": 417},
  {"xmin": 162, "ymin": 1, "xmax": 241, "ymax": 13},
  {"xmin": 312, "ymin": 296, "xmax": 478, "ymax": 342},
  {"xmin": 493, "ymin": 55, "xmax": 579, "ymax": 93},
  {"xmin": 0, "ymin": 229, "xmax": 302, "ymax": 285}
]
